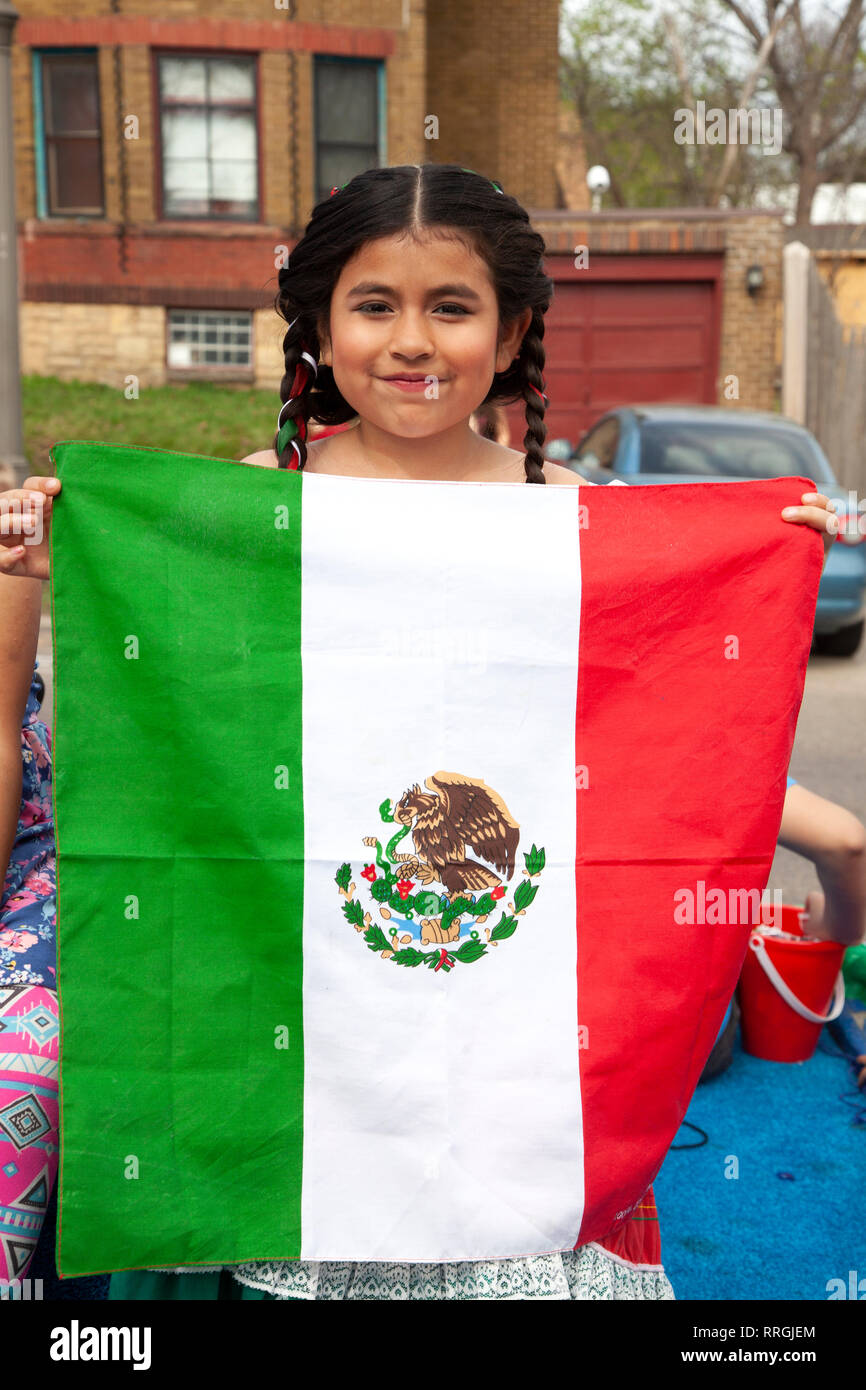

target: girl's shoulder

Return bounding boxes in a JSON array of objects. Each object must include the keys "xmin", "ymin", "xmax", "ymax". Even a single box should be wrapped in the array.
[
  {"xmin": 541, "ymin": 460, "xmax": 582, "ymax": 486},
  {"xmin": 500, "ymin": 450, "xmax": 582, "ymax": 486},
  {"xmin": 240, "ymin": 450, "xmax": 280, "ymax": 469}
]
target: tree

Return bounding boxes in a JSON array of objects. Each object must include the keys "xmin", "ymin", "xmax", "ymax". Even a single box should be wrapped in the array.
[
  {"xmin": 561, "ymin": 0, "xmax": 866, "ymax": 219},
  {"xmin": 720, "ymin": 0, "xmax": 866, "ymax": 222},
  {"xmin": 560, "ymin": 0, "xmax": 795, "ymax": 208}
]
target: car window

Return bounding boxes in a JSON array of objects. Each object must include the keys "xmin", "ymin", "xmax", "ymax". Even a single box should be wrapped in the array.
[
  {"xmin": 637, "ymin": 422, "xmax": 830, "ymax": 479},
  {"xmin": 574, "ymin": 418, "xmax": 620, "ymax": 471}
]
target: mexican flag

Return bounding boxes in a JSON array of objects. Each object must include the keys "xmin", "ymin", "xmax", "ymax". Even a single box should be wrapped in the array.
[{"xmin": 49, "ymin": 440, "xmax": 822, "ymax": 1276}]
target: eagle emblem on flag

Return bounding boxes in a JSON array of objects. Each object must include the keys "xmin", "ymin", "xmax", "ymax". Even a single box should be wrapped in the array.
[{"xmin": 335, "ymin": 771, "xmax": 547, "ymax": 973}]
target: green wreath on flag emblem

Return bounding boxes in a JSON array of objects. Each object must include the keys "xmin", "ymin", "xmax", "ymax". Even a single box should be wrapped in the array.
[{"xmin": 334, "ymin": 771, "xmax": 546, "ymax": 973}]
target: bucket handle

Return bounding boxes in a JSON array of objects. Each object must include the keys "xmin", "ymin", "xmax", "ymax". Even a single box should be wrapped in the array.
[{"xmin": 748, "ymin": 934, "xmax": 845, "ymax": 1025}]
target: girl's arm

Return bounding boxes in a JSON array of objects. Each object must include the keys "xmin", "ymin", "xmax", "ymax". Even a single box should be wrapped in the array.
[
  {"xmin": 778, "ymin": 783, "xmax": 866, "ymax": 946},
  {"xmin": 0, "ymin": 573, "xmax": 42, "ymax": 890}
]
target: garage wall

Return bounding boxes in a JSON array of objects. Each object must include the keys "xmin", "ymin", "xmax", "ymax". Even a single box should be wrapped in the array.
[
  {"xmin": 539, "ymin": 257, "xmax": 722, "ymax": 443},
  {"xmin": 517, "ymin": 209, "xmax": 783, "ymax": 448}
]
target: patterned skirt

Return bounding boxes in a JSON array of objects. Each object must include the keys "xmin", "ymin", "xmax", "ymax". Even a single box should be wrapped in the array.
[
  {"xmin": 109, "ymin": 1190, "xmax": 674, "ymax": 1300},
  {"xmin": 0, "ymin": 985, "xmax": 60, "ymax": 1286}
]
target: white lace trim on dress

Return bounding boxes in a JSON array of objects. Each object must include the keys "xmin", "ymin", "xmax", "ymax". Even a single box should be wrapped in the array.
[{"xmin": 225, "ymin": 1244, "xmax": 675, "ymax": 1301}]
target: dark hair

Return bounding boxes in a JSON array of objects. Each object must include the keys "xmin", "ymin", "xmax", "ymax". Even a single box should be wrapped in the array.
[{"xmin": 272, "ymin": 163, "xmax": 554, "ymax": 482}]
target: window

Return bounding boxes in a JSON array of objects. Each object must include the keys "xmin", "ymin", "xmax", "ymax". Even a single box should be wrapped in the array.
[
  {"xmin": 157, "ymin": 54, "xmax": 258, "ymax": 219},
  {"xmin": 34, "ymin": 51, "xmax": 105, "ymax": 216},
  {"xmin": 636, "ymin": 422, "xmax": 830, "ymax": 479},
  {"xmin": 314, "ymin": 58, "xmax": 382, "ymax": 205},
  {"xmin": 167, "ymin": 310, "xmax": 253, "ymax": 371}
]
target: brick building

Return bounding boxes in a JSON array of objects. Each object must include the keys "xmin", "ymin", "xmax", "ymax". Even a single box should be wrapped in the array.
[{"xmin": 10, "ymin": 0, "xmax": 785, "ymax": 438}]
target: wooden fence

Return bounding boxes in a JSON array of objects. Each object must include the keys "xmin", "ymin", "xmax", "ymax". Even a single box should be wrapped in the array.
[{"xmin": 806, "ymin": 258, "xmax": 866, "ymax": 495}]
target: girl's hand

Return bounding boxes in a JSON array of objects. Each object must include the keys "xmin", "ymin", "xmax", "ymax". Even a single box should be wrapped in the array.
[
  {"xmin": 781, "ymin": 492, "xmax": 838, "ymax": 564},
  {"xmin": 0, "ymin": 476, "xmax": 61, "ymax": 581},
  {"xmin": 801, "ymin": 888, "xmax": 830, "ymax": 940}
]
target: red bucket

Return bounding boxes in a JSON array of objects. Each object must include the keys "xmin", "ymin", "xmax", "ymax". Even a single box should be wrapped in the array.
[{"xmin": 738, "ymin": 902, "xmax": 846, "ymax": 1063}]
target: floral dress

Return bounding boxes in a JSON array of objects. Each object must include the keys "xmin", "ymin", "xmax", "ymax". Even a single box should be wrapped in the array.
[
  {"xmin": 0, "ymin": 658, "xmax": 60, "ymax": 1285},
  {"xmin": 1, "ymin": 659, "xmax": 56, "ymax": 987}
]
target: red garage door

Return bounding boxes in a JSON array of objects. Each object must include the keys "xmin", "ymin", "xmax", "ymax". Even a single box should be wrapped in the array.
[{"xmin": 505, "ymin": 255, "xmax": 723, "ymax": 449}]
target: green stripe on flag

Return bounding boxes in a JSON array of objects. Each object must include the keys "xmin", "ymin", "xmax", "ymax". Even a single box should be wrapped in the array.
[{"xmin": 50, "ymin": 442, "xmax": 305, "ymax": 1275}]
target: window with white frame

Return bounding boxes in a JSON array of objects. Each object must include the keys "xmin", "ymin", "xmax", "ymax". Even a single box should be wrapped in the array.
[
  {"xmin": 167, "ymin": 310, "xmax": 253, "ymax": 370},
  {"xmin": 157, "ymin": 53, "xmax": 258, "ymax": 219}
]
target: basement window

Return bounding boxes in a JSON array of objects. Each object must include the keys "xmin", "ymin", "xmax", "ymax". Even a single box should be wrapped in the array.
[{"xmin": 167, "ymin": 309, "xmax": 253, "ymax": 373}]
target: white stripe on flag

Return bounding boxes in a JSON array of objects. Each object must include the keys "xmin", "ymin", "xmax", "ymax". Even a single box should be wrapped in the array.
[{"xmin": 299, "ymin": 473, "xmax": 585, "ymax": 1261}]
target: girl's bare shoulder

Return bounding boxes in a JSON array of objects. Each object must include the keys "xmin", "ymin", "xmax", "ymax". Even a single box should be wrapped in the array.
[
  {"xmin": 240, "ymin": 450, "xmax": 280, "ymax": 468},
  {"xmin": 501, "ymin": 449, "xmax": 582, "ymax": 486},
  {"xmin": 240, "ymin": 438, "xmax": 335, "ymax": 469},
  {"xmin": 541, "ymin": 459, "xmax": 583, "ymax": 486}
]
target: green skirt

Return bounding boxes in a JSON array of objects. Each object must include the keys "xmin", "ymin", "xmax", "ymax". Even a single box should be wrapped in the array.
[{"xmin": 109, "ymin": 1270, "xmax": 296, "ymax": 1300}]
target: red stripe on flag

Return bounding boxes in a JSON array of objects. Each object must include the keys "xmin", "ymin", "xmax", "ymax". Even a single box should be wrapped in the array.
[{"xmin": 573, "ymin": 478, "xmax": 823, "ymax": 1246}]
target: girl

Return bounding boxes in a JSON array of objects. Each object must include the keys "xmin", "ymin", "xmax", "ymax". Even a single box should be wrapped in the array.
[
  {"xmin": 0, "ymin": 567, "xmax": 59, "ymax": 1288},
  {"xmin": 0, "ymin": 163, "xmax": 838, "ymax": 1300},
  {"xmin": 779, "ymin": 777, "xmax": 866, "ymax": 949}
]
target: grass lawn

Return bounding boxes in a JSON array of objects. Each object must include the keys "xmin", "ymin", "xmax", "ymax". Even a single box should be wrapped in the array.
[{"xmin": 23, "ymin": 374, "xmax": 279, "ymax": 477}]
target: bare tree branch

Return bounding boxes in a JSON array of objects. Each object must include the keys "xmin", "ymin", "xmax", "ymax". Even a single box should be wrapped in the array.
[
  {"xmin": 721, "ymin": 0, "xmax": 866, "ymax": 221},
  {"xmin": 708, "ymin": 1, "xmax": 793, "ymax": 204}
]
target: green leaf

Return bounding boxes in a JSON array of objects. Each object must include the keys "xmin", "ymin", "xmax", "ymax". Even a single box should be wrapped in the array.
[
  {"xmin": 490, "ymin": 914, "xmax": 518, "ymax": 941},
  {"xmin": 363, "ymin": 925, "xmax": 391, "ymax": 954},
  {"xmin": 335, "ymin": 863, "xmax": 352, "ymax": 892},
  {"xmin": 342, "ymin": 900, "xmax": 364, "ymax": 928},
  {"xmin": 514, "ymin": 879, "xmax": 539, "ymax": 913},
  {"xmin": 472, "ymin": 893, "xmax": 496, "ymax": 917},
  {"xmin": 524, "ymin": 844, "xmax": 546, "ymax": 876},
  {"xmin": 455, "ymin": 939, "xmax": 487, "ymax": 963},
  {"xmin": 393, "ymin": 947, "xmax": 427, "ymax": 967}
]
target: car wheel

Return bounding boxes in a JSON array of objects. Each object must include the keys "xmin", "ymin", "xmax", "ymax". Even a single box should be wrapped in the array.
[{"xmin": 813, "ymin": 618, "xmax": 865, "ymax": 657}]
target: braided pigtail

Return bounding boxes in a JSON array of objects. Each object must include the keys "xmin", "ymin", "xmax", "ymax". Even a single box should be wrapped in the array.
[
  {"xmin": 271, "ymin": 294, "xmax": 318, "ymax": 470},
  {"xmin": 515, "ymin": 311, "xmax": 548, "ymax": 484}
]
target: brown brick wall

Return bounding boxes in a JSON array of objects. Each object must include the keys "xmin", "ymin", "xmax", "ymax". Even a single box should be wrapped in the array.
[
  {"xmin": 719, "ymin": 216, "xmax": 784, "ymax": 411},
  {"xmin": 260, "ymin": 49, "xmax": 293, "ymax": 229},
  {"xmin": 12, "ymin": 42, "xmax": 35, "ymax": 220},
  {"xmin": 425, "ymin": 0, "xmax": 559, "ymax": 208},
  {"xmin": 98, "ymin": 47, "xmax": 121, "ymax": 225}
]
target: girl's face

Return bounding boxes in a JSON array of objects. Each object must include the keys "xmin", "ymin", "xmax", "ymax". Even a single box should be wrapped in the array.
[{"xmin": 317, "ymin": 231, "xmax": 530, "ymax": 439}]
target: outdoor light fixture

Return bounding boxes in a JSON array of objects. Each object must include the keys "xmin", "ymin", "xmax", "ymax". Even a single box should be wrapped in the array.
[
  {"xmin": 586, "ymin": 165, "xmax": 611, "ymax": 213},
  {"xmin": 746, "ymin": 264, "xmax": 765, "ymax": 296}
]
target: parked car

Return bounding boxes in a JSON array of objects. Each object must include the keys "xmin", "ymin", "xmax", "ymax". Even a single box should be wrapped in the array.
[{"xmin": 552, "ymin": 406, "xmax": 866, "ymax": 657}]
